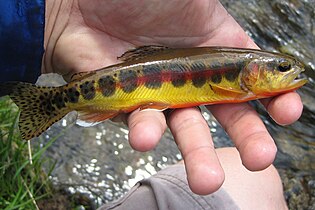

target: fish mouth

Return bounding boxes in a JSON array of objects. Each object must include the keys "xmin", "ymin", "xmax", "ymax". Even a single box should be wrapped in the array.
[{"xmin": 284, "ymin": 67, "xmax": 308, "ymax": 90}]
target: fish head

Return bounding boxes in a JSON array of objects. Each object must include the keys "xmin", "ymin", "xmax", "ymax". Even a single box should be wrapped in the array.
[{"xmin": 240, "ymin": 53, "xmax": 307, "ymax": 96}]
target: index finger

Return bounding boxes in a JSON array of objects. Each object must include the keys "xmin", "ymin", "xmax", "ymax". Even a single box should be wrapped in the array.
[{"xmin": 260, "ymin": 92, "xmax": 303, "ymax": 125}]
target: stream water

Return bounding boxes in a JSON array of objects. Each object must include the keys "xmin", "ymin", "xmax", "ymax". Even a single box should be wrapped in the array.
[{"xmin": 35, "ymin": 0, "xmax": 315, "ymax": 209}]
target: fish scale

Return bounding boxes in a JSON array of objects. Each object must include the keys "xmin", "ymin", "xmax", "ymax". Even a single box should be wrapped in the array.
[{"xmin": 0, "ymin": 45, "xmax": 307, "ymax": 140}]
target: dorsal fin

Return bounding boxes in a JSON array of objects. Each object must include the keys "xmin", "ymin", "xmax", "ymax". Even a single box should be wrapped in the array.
[
  {"xmin": 70, "ymin": 71, "xmax": 96, "ymax": 82},
  {"xmin": 118, "ymin": 45, "xmax": 169, "ymax": 62}
]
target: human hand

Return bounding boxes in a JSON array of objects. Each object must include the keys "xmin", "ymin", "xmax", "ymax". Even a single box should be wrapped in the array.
[{"xmin": 43, "ymin": 0, "xmax": 303, "ymax": 194}]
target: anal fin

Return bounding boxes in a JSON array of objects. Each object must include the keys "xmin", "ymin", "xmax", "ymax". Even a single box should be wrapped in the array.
[
  {"xmin": 139, "ymin": 102, "xmax": 170, "ymax": 111},
  {"xmin": 77, "ymin": 110, "xmax": 118, "ymax": 127},
  {"xmin": 77, "ymin": 102, "xmax": 170, "ymax": 127}
]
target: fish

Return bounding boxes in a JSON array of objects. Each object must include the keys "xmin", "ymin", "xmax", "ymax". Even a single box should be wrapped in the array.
[{"xmin": 0, "ymin": 45, "xmax": 307, "ymax": 140}]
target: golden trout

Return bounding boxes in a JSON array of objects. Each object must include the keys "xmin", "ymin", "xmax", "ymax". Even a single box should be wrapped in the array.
[{"xmin": 0, "ymin": 46, "xmax": 307, "ymax": 140}]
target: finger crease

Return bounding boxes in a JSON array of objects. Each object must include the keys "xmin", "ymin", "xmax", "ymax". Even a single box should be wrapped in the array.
[
  {"xmin": 182, "ymin": 145, "xmax": 214, "ymax": 160},
  {"xmin": 223, "ymin": 105, "xmax": 256, "ymax": 135},
  {"xmin": 236, "ymin": 130, "xmax": 270, "ymax": 150},
  {"xmin": 172, "ymin": 117, "xmax": 209, "ymax": 139}
]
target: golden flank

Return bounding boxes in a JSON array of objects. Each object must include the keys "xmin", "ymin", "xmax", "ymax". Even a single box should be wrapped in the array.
[{"xmin": 0, "ymin": 46, "xmax": 307, "ymax": 140}]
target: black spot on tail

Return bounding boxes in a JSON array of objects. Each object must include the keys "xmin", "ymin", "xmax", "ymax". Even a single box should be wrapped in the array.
[
  {"xmin": 51, "ymin": 92, "xmax": 66, "ymax": 109},
  {"xmin": 64, "ymin": 87, "xmax": 80, "ymax": 103},
  {"xmin": 80, "ymin": 80, "xmax": 96, "ymax": 100},
  {"xmin": 0, "ymin": 82, "xmax": 70, "ymax": 140}
]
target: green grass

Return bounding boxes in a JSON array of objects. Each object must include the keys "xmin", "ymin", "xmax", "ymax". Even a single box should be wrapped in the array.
[{"xmin": 0, "ymin": 97, "xmax": 56, "ymax": 210}]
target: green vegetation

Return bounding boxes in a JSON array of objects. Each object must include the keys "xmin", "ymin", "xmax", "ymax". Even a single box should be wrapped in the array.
[{"xmin": 0, "ymin": 97, "xmax": 56, "ymax": 210}]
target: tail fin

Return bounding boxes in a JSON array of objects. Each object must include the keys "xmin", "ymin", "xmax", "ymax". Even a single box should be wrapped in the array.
[{"xmin": 0, "ymin": 82, "xmax": 70, "ymax": 140}]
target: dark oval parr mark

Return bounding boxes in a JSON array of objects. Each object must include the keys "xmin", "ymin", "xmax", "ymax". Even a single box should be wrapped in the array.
[
  {"xmin": 143, "ymin": 65, "xmax": 162, "ymax": 89},
  {"xmin": 99, "ymin": 75, "xmax": 116, "ymax": 97},
  {"xmin": 211, "ymin": 74, "xmax": 222, "ymax": 84},
  {"xmin": 169, "ymin": 63, "xmax": 187, "ymax": 87},
  {"xmin": 119, "ymin": 70, "xmax": 138, "ymax": 93}
]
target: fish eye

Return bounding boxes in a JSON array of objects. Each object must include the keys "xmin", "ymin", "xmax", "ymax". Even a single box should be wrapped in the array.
[{"xmin": 278, "ymin": 61, "xmax": 291, "ymax": 72}]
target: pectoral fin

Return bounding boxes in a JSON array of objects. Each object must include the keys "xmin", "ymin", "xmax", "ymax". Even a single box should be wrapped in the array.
[
  {"xmin": 210, "ymin": 84, "xmax": 247, "ymax": 98},
  {"xmin": 77, "ymin": 110, "xmax": 118, "ymax": 127}
]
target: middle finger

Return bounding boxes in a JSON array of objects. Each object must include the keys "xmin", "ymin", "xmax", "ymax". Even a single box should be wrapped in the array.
[{"xmin": 168, "ymin": 107, "xmax": 224, "ymax": 195}]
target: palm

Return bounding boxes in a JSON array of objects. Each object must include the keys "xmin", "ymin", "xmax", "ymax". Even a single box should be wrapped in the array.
[
  {"xmin": 50, "ymin": 0, "xmax": 251, "ymax": 75},
  {"xmin": 44, "ymin": 0, "xmax": 303, "ymax": 195},
  {"xmin": 78, "ymin": 0, "xmax": 217, "ymax": 46}
]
